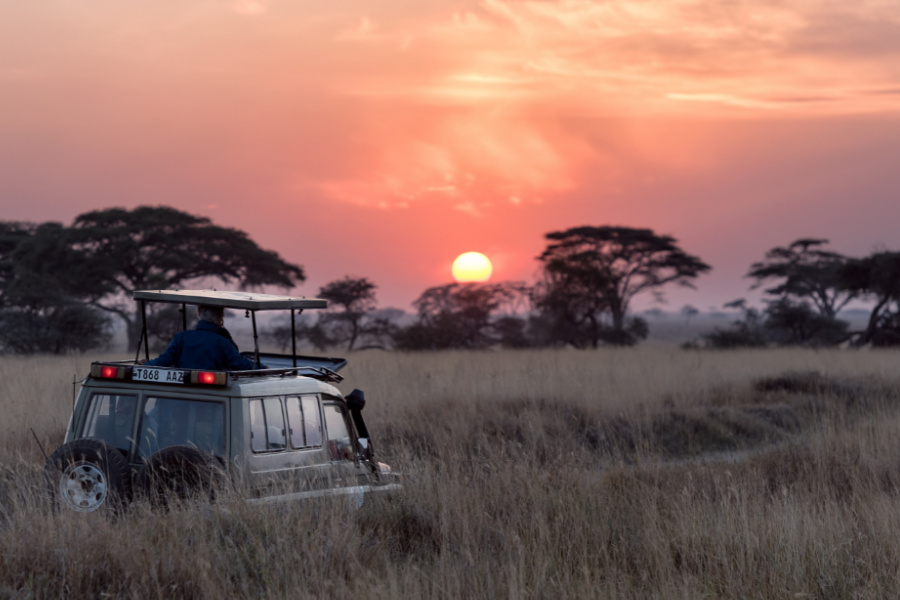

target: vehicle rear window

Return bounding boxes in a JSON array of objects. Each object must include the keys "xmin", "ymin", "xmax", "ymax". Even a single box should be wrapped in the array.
[
  {"xmin": 82, "ymin": 393, "xmax": 138, "ymax": 454},
  {"xmin": 138, "ymin": 397, "xmax": 225, "ymax": 458},
  {"xmin": 249, "ymin": 398, "xmax": 287, "ymax": 453}
]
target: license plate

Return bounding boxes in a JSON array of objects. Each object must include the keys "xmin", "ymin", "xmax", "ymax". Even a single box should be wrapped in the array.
[{"xmin": 132, "ymin": 367, "xmax": 186, "ymax": 384}]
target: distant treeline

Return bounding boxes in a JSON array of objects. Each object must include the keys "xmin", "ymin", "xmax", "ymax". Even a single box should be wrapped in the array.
[
  {"xmin": 685, "ymin": 239, "xmax": 900, "ymax": 349},
  {"xmin": 1, "ymin": 206, "xmax": 898, "ymax": 353}
]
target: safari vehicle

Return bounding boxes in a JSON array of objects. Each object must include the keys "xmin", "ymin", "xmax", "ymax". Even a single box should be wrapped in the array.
[{"xmin": 44, "ymin": 289, "xmax": 400, "ymax": 512}]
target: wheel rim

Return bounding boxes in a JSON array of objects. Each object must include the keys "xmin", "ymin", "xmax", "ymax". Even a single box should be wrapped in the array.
[{"xmin": 59, "ymin": 461, "xmax": 108, "ymax": 512}]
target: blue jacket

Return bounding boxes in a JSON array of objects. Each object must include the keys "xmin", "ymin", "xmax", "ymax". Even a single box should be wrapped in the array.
[{"xmin": 146, "ymin": 320, "xmax": 257, "ymax": 371}]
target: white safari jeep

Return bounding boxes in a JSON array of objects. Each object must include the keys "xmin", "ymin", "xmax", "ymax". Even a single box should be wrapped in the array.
[{"xmin": 44, "ymin": 289, "xmax": 400, "ymax": 512}]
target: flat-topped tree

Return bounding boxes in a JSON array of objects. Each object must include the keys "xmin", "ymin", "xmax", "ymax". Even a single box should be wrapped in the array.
[
  {"xmin": 747, "ymin": 238, "xmax": 854, "ymax": 319},
  {"xmin": 317, "ymin": 277, "xmax": 378, "ymax": 350},
  {"xmin": 395, "ymin": 282, "xmax": 529, "ymax": 350},
  {"xmin": 0, "ymin": 222, "xmax": 111, "ymax": 353},
  {"xmin": 0, "ymin": 222, "xmax": 35, "ymax": 297},
  {"xmin": 839, "ymin": 251, "xmax": 900, "ymax": 346},
  {"xmin": 69, "ymin": 206, "xmax": 305, "ymax": 348},
  {"xmin": 535, "ymin": 226, "xmax": 710, "ymax": 347}
]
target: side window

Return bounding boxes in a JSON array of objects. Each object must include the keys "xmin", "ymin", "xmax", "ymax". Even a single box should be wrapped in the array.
[
  {"xmin": 264, "ymin": 398, "xmax": 286, "ymax": 450},
  {"xmin": 250, "ymin": 400, "xmax": 266, "ymax": 453},
  {"xmin": 323, "ymin": 403, "xmax": 352, "ymax": 461},
  {"xmin": 285, "ymin": 395, "xmax": 323, "ymax": 449},
  {"xmin": 249, "ymin": 398, "xmax": 287, "ymax": 453},
  {"xmin": 138, "ymin": 397, "xmax": 225, "ymax": 458},
  {"xmin": 82, "ymin": 393, "xmax": 137, "ymax": 454},
  {"xmin": 302, "ymin": 396, "xmax": 323, "ymax": 447}
]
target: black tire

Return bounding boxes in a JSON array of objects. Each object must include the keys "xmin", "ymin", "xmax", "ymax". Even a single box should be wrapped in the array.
[
  {"xmin": 136, "ymin": 445, "xmax": 225, "ymax": 507},
  {"xmin": 44, "ymin": 439, "xmax": 131, "ymax": 513}
]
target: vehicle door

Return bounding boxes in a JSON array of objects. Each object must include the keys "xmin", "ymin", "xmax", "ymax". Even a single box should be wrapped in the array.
[
  {"xmin": 245, "ymin": 395, "xmax": 330, "ymax": 499},
  {"xmin": 321, "ymin": 399, "xmax": 366, "ymax": 490}
]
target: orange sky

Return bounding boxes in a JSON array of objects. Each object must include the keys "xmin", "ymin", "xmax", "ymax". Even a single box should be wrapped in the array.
[{"xmin": 2, "ymin": 1, "xmax": 900, "ymax": 311}]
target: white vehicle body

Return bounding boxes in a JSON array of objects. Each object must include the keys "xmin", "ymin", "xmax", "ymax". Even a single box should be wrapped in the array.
[{"xmin": 45, "ymin": 290, "xmax": 399, "ymax": 512}]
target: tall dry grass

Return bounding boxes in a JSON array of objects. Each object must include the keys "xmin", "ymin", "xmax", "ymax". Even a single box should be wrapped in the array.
[{"xmin": 2, "ymin": 348, "xmax": 900, "ymax": 598}]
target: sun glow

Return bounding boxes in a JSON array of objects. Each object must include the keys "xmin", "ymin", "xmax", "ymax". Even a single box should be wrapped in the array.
[{"xmin": 452, "ymin": 252, "xmax": 493, "ymax": 282}]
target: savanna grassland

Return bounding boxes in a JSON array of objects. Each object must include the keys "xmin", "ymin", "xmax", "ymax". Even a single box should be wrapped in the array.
[{"xmin": 3, "ymin": 348, "xmax": 900, "ymax": 598}]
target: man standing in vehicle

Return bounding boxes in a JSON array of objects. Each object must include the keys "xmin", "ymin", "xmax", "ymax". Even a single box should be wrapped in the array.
[{"xmin": 143, "ymin": 305, "xmax": 258, "ymax": 371}]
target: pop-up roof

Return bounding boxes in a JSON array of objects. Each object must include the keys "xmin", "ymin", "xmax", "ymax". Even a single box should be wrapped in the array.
[
  {"xmin": 133, "ymin": 289, "xmax": 327, "ymax": 311},
  {"xmin": 132, "ymin": 289, "xmax": 329, "ymax": 369}
]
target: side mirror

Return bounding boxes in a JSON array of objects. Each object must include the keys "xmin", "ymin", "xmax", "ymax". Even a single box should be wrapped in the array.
[{"xmin": 357, "ymin": 437, "xmax": 374, "ymax": 461}]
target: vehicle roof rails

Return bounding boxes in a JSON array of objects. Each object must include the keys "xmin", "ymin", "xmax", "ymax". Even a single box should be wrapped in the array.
[{"xmin": 230, "ymin": 366, "xmax": 344, "ymax": 384}]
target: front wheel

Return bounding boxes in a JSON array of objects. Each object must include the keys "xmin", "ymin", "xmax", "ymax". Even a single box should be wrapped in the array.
[{"xmin": 44, "ymin": 439, "xmax": 131, "ymax": 513}]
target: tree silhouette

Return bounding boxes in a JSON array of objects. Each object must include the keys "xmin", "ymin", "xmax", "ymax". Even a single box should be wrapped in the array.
[
  {"xmin": 696, "ymin": 296, "xmax": 849, "ymax": 349},
  {"xmin": 748, "ymin": 238, "xmax": 854, "ymax": 318},
  {"xmin": 0, "ymin": 221, "xmax": 35, "ymax": 297},
  {"xmin": 534, "ymin": 226, "xmax": 710, "ymax": 346},
  {"xmin": 697, "ymin": 299, "xmax": 767, "ymax": 349},
  {"xmin": 839, "ymin": 251, "xmax": 900, "ymax": 346},
  {"xmin": 763, "ymin": 298, "xmax": 848, "ymax": 346},
  {"xmin": 394, "ymin": 282, "xmax": 529, "ymax": 350},
  {"xmin": 317, "ymin": 276, "xmax": 378, "ymax": 350},
  {"xmin": 0, "ymin": 222, "xmax": 110, "ymax": 353},
  {"xmin": 68, "ymin": 206, "xmax": 305, "ymax": 348}
]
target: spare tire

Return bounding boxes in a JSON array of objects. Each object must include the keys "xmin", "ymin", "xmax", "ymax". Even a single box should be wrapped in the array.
[
  {"xmin": 44, "ymin": 439, "xmax": 131, "ymax": 513},
  {"xmin": 136, "ymin": 445, "xmax": 226, "ymax": 507}
]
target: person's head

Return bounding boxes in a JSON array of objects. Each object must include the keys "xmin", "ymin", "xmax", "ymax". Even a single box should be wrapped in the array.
[{"xmin": 197, "ymin": 305, "xmax": 225, "ymax": 327}]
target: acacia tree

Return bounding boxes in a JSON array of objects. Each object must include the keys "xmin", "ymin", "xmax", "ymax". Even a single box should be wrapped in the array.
[
  {"xmin": 67, "ymin": 206, "xmax": 306, "ymax": 347},
  {"xmin": 0, "ymin": 222, "xmax": 110, "ymax": 353},
  {"xmin": 748, "ymin": 238, "xmax": 855, "ymax": 318},
  {"xmin": 839, "ymin": 251, "xmax": 900, "ymax": 346},
  {"xmin": 394, "ymin": 282, "xmax": 529, "ymax": 350},
  {"xmin": 534, "ymin": 226, "xmax": 710, "ymax": 346},
  {"xmin": 0, "ymin": 222, "xmax": 35, "ymax": 296},
  {"xmin": 317, "ymin": 276, "xmax": 378, "ymax": 350}
]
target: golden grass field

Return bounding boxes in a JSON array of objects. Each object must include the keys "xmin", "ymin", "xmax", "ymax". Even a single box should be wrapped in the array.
[{"xmin": 3, "ymin": 348, "xmax": 900, "ymax": 598}]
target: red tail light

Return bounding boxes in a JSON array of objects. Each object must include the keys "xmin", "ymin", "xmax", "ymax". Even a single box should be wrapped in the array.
[
  {"xmin": 91, "ymin": 364, "xmax": 125, "ymax": 379},
  {"xmin": 190, "ymin": 370, "xmax": 226, "ymax": 385}
]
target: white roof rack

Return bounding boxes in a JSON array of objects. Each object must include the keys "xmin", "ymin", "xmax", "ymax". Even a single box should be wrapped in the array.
[{"xmin": 133, "ymin": 289, "xmax": 327, "ymax": 311}]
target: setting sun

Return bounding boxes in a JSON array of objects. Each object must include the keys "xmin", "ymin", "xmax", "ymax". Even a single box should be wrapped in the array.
[{"xmin": 452, "ymin": 252, "xmax": 493, "ymax": 283}]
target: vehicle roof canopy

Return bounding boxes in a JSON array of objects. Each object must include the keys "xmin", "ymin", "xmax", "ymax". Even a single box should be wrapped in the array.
[{"xmin": 133, "ymin": 289, "xmax": 327, "ymax": 311}]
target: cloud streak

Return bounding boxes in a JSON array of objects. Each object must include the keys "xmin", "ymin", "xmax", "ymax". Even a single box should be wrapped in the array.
[{"xmin": 297, "ymin": 0, "xmax": 900, "ymax": 208}]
